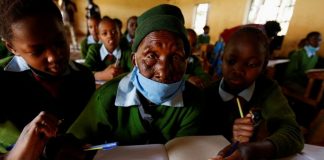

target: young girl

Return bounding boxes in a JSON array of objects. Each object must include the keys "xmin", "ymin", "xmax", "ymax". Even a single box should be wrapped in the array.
[
  {"xmin": 84, "ymin": 17, "xmax": 133, "ymax": 81},
  {"xmin": 0, "ymin": 0, "xmax": 95, "ymax": 158},
  {"xmin": 203, "ymin": 27, "xmax": 303, "ymax": 159},
  {"xmin": 80, "ymin": 14, "xmax": 101, "ymax": 58},
  {"xmin": 284, "ymin": 31, "xmax": 322, "ymax": 94}
]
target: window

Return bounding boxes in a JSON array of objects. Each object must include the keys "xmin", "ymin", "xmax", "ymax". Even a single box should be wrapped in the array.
[
  {"xmin": 193, "ymin": 3, "xmax": 209, "ymax": 35},
  {"xmin": 247, "ymin": 0, "xmax": 296, "ymax": 35}
]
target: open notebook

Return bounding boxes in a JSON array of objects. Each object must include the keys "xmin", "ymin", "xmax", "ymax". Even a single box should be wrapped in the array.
[
  {"xmin": 93, "ymin": 135, "xmax": 324, "ymax": 160},
  {"xmin": 93, "ymin": 135, "xmax": 230, "ymax": 160}
]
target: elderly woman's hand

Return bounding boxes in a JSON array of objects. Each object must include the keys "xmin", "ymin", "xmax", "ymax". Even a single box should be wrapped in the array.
[{"xmin": 6, "ymin": 111, "xmax": 59, "ymax": 160}]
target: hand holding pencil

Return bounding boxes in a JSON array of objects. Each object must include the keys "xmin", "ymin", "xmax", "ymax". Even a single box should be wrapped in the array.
[{"xmin": 209, "ymin": 98, "xmax": 254, "ymax": 160}]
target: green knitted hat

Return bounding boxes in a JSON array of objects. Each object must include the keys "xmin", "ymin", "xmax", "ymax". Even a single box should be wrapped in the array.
[{"xmin": 132, "ymin": 4, "xmax": 190, "ymax": 56}]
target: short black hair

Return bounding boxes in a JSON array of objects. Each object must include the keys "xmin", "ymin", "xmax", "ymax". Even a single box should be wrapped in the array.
[
  {"xmin": 225, "ymin": 27, "xmax": 270, "ymax": 69},
  {"xmin": 264, "ymin": 21, "xmax": 281, "ymax": 38},
  {"xmin": 87, "ymin": 13, "xmax": 101, "ymax": 21},
  {"xmin": 0, "ymin": 0, "xmax": 62, "ymax": 41},
  {"xmin": 203, "ymin": 25, "xmax": 210, "ymax": 30},
  {"xmin": 113, "ymin": 18, "xmax": 122, "ymax": 30},
  {"xmin": 306, "ymin": 31, "xmax": 321, "ymax": 40}
]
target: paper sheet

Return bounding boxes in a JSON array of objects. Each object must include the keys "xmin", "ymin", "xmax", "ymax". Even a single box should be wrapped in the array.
[
  {"xmin": 93, "ymin": 144, "xmax": 168, "ymax": 160},
  {"xmin": 166, "ymin": 135, "xmax": 230, "ymax": 160}
]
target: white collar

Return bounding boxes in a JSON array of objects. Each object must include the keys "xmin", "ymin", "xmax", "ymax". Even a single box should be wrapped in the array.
[
  {"xmin": 126, "ymin": 34, "xmax": 132, "ymax": 43},
  {"xmin": 4, "ymin": 56, "xmax": 30, "ymax": 72},
  {"xmin": 218, "ymin": 78, "xmax": 255, "ymax": 102},
  {"xmin": 115, "ymin": 73, "xmax": 184, "ymax": 107},
  {"xmin": 304, "ymin": 46, "xmax": 318, "ymax": 58},
  {"xmin": 87, "ymin": 35, "xmax": 96, "ymax": 44},
  {"xmin": 4, "ymin": 55, "xmax": 75, "ymax": 74},
  {"xmin": 100, "ymin": 45, "xmax": 121, "ymax": 61}
]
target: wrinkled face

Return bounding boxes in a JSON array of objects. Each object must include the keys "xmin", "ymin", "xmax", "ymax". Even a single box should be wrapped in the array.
[
  {"xmin": 99, "ymin": 20, "xmax": 120, "ymax": 53},
  {"xmin": 7, "ymin": 16, "xmax": 70, "ymax": 76},
  {"xmin": 308, "ymin": 34, "xmax": 322, "ymax": 48},
  {"xmin": 127, "ymin": 17, "xmax": 137, "ymax": 38},
  {"xmin": 87, "ymin": 18, "xmax": 100, "ymax": 42},
  {"xmin": 222, "ymin": 39, "xmax": 265, "ymax": 93},
  {"xmin": 134, "ymin": 31, "xmax": 187, "ymax": 84}
]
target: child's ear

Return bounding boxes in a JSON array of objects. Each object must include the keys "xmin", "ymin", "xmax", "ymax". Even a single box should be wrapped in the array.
[{"xmin": 4, "ymin": 40, "xmax": 19, "ymax": 56}]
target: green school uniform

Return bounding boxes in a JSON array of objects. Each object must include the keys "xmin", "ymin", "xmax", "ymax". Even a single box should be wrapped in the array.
[
  {"xmin": 0, "ymin": 41, "xmax": 12, "ymax": 60},
  {"xmin": 84, "ymin": 44, "xmax": 133, "ymax": 72},
  {"xmin": 68, "ymin": 73, "xmax": 202, "ymax": 145},
  {"xmin": 183, "ymin": 55, "xmax": 211, "ymax": 82},
  {"xmin": 80, "ymin": 38, "xmax": 89, "ymax": 59},
  {"xmin": 284, "ymin": 48, "xmax": 318, "ymax": 88},
  {"xmin": 202, "ymin": 75, "xmax": 304, "ymax": 158},
  {"xmin": 197, "ymin": 34, "xmax": 210, "ymax": 44},
  {"xmin": 0, "ymin": 59, "xmax": 95, "ymax": 154},
  {"xmin": 0, "ymin": 55, "xmax": 14, "ymax": 70}
]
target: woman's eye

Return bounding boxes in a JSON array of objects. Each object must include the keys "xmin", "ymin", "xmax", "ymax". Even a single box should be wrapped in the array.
[{"xmin": 146, "ymin": 53, "xmax": 156, "ymax": 59}]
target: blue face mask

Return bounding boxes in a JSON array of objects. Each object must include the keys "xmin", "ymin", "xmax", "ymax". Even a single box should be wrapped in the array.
[
  {"xmin": 130, "ymin": 67, "xmax": 185, "ymax": 105},
  {"xmin": 304, "ymin": 45, "xmax": 320, "ymax": 57}
]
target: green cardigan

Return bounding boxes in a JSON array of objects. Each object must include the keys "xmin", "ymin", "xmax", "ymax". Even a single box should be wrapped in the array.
[
  {"xmin": 68, "ymin": 74, "xmax": 202, "ymax": 145},
  {"xmin": 284, "ymin": 48, "xmax": 318, "ymax": 88},
  {"xmin": 80, "ymin": 38, "xmax": 89, "ymax": 59},
  {"xmin": 202, "ymin": 75, "xmax": 304, "ymax": 158},
  {"xmin": 84, "ymin": 44, "xmax": 133, "ymax": 72}
]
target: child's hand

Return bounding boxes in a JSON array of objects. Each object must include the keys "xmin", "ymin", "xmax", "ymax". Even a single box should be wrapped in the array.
[
  {"xmin": 6, "ymin": 111, "xmax": 59, "ymax": 160},
  {"xmin": 233, "ymin": 113, "xmax": 253, "ymax": 143},
  {"xmin": 208, "ymin": 144, "xmax": 242, "ymax": 160},
  {"xmin": 100, "ymin": 65, "xmax": 123, "ymax": 81}
]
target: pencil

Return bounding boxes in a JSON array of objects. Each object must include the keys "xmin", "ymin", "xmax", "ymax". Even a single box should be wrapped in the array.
[
  {"xmin": 236, "ymin": 97, "xmax": 244, "ymax": 118},
  {"xmin": 84, "ymin": 142, "xmax": 118, "ymax": 151}
]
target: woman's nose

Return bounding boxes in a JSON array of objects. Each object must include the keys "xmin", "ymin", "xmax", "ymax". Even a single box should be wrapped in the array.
[{"xmin": 155, "ymin": 59, "xmax": 173, "ymax": 83}]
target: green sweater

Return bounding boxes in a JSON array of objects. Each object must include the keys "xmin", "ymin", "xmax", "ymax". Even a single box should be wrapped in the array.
[
  {"xmin": 80, "ymin": 38, "xmax": 90, "ymax": 59},
  {"xmin": 202, "ymin": 75, "xmax": 304, "ymax": 158},
  {"xmin": 197, "ymin": 34, "xmax": 210, "ymax": 44},
  {"xmin": 284, "ymin": 48, "xmax": 318, "ymax": 87},
  {"xmin": 68, "ymin": 74, "xmax": 202, "ymax": 145},
  {"xmin": 84, "ymin": 44, "xmax": 133, "ymax": 72},
  {"xmin": 0, "ymin": 41, "xmax": 12, "ymax": 60}
]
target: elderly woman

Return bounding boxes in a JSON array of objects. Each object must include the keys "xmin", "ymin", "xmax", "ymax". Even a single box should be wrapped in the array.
[{"xmin": 66, "ymin": 4, "xmax": 202, "ymax": 145}]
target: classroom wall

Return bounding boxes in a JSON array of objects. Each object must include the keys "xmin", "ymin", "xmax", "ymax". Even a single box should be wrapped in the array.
[
  {"xmin": 74, "ymin": 0, "xmax": 324, "ymax": 57},
  {"xmin": 74, "ymin": 0, "xmax": 170, "ymax": 36},
  {"xmin": 280, "ymin": 0, "xmax": 324, "ymax": 57},
  {"xmin": 171, "ymin": 0, "xmax": 249, "ymax": 43}
]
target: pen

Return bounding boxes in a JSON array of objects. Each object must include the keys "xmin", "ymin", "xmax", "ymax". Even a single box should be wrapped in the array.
[
  {"xmin": 236, "ymin": 97, "xmax": 244, "ymax": 118},
  {"xmin": 84, "ymin": 142, "xmax": 118, "ymax": 151},
  {"xmin": 224, "ymin": 141, "xmax": 239, "ymax": 157}
]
